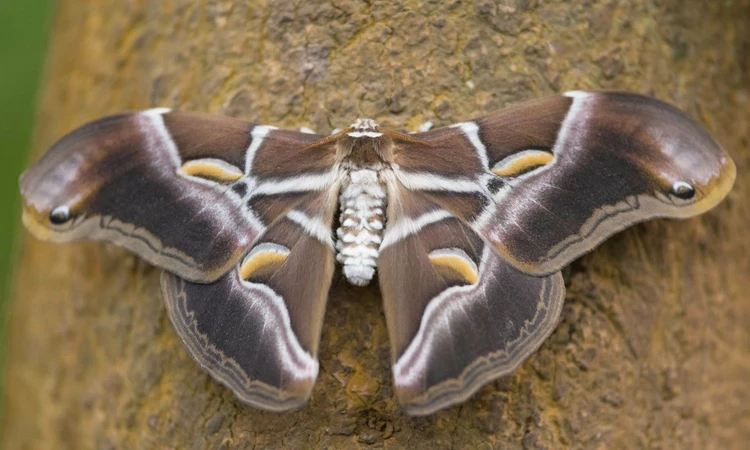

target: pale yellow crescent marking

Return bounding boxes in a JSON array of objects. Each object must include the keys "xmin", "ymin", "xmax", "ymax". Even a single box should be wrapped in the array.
[
  {"xmin": 180, "ymin": 159, "xmax": 244, "ymax": 182},
  {"xmin": 240, "ymin": 244, "xmax": 291, "ymax": 280},
  {"xmin": 428, "ymin": 249, "xmax": 479, "ymax": 285},
  {"xmin": 492, "ymin": 151, "xmax": 554, "ymax": 177}
]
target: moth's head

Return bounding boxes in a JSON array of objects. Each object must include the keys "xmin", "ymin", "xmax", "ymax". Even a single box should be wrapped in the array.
[{"xmin": 347, "ymin": 118, "xmax": 381, "ymax": 138}]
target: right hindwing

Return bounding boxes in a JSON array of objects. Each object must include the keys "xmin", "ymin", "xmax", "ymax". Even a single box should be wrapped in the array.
[{"xmin": 377, "ymin": 181, "xmax": 565, "ymax": 415}]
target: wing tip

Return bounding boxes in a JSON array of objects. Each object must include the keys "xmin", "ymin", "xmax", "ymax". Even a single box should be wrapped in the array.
[
  {"xmin": 685, "ymin": 152, "xmax": 736, "ymax": 217},
  {"xmin": 488, "ymin": 147, "xmax": 736, "ymax": 277}
]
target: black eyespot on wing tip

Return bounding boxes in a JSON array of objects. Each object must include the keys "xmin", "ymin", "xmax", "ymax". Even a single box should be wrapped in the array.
[
  {"xmin": 49, "ymin": 206, "xmax": 72, "ymax": 224},
  {"xmin": 671, "ymin": 181, "xmax": 695, "ymax": 200}
]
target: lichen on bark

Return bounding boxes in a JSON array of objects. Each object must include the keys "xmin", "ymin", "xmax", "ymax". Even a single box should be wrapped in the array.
[{"xmin": 3, "ymin": 0, "xmax": 749, "ymax": 448}]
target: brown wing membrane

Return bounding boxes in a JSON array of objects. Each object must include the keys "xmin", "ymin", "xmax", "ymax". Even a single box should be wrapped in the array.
[
  {"xmin": 399, "ymin": 91, "xmax": 735, "ymax": 276},
  {"xmin": 378, "ymin": 185, "xmax": 564, "ymax": 415},
  {"xmin": 19, "ymin": 109, "xmax": 334, "ymax": 282},
  {"xmin": 161, "ymin": 188, "xmax": 338, "ymax": 411}
]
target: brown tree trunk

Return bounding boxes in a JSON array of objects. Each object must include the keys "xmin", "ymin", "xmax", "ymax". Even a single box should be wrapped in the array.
[{"xmin": 3, "ymin": 0, "xmax": 749, "ymax": 448}]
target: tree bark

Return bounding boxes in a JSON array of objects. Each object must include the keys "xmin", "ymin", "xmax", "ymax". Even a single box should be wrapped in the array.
[{"xmin": 3, "ymin": 0, "xmax": 749, "ymax": 448}]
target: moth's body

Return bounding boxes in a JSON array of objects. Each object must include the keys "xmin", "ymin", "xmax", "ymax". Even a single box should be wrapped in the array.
[
  {"xmin": 334, "ymin": 119, "xmax": 393, "ymax": 285},
  {"xmin": 19, "ymin": 91, "xmax": 735, "ymax": 415}
]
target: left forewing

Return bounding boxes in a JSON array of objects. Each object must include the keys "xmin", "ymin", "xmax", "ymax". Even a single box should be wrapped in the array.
[{"xmin": 19, "ymin": 110, "xmax": 337, "ymax": 282}]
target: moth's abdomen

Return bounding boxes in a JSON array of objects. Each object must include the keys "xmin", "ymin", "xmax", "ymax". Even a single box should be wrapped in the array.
[{"xmin": 335, "ymin": 169, "xmax": 386, "ymax": 286}]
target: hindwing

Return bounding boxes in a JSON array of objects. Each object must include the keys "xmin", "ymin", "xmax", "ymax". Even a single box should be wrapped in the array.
[
  {"xmin": 379, "ymin": 182, "xmax": 564, "ymax": 414},
  {"xmin": 161, "ymin": 187, "xmax": 339, "ymax": 410}
]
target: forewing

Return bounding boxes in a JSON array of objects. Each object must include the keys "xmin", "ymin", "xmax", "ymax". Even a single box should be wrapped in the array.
[
  {"xmin": 161, "ymin": 187, "xmax": 339, "ymax": 411},
  {"xmin": 378, "ymin": 183, "xmax": 564, "ymax": 415},
  {"xmin": 19, "ymin": 109, "xmax": 336, "ymax": 281},
  {"xmin": 397, "ymin": 91, "xmax": 735, "ymax": 275}
]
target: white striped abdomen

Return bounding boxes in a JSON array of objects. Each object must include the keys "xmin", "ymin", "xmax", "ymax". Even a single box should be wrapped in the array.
[{"xmin": 335, "ymin": 169, "xmax": 386, "ymax": 286}]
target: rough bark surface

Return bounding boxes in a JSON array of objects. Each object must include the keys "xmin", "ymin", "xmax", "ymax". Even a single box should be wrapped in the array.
[{"xmin": 3, "ymin": 0, "xmax": 749, "ymax": 448}]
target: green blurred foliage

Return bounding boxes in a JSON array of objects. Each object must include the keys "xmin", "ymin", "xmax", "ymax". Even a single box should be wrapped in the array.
[{"xmin": 0, "ymin": 1, "xmax": 54, "ymax": 359}]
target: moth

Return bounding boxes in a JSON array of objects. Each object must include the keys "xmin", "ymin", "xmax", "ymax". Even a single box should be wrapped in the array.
[{"xmin": 19, "ymin": 91, "xmax": 735, "ymax": 415}]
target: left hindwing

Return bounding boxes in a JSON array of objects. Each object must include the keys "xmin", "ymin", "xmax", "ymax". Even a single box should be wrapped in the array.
[
  {"xmin": 396, "ymin": 91, "xmax": 735, "ymax": 276},
  {"xmin": 378, "ymin": 184, "xmax": 564, "ymax": 415},
  {"xmin": 161, "ymin": 186, "xmax": 339, "ymax": 411}
]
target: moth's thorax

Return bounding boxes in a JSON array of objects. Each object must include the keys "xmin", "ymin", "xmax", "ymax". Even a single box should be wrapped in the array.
[
  {"xmin": 335, "ymin": 120, "xmax": 391, "ymax": 286},
  {"xmin": 337, "ymin": 118, "xmax": 395, "ymax": 167}
]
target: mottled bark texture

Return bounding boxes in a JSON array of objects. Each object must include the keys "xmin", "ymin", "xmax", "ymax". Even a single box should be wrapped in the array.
[{"xmin": 3, "ymin": 0, "xmax": 749, "ymax": 448}]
